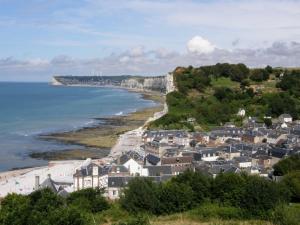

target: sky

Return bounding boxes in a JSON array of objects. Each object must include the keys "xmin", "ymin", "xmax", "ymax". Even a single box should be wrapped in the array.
[{"xmin": 0, "ymin": 0, "xmax": 300, "ymax": 81}]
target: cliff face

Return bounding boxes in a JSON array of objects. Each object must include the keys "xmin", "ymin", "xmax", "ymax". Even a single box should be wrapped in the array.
[
  {"xmin": 120, "ymin": 76, "xmax": 167, "ymax": 92},
  {"xmin": 52, "ymin": 74, "xmax": 175, "ymax": 94}
]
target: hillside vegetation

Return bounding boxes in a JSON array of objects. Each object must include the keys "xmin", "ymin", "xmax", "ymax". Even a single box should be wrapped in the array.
[{"xmin": 150, "ymin": 63, "xmax": 300, "ymax": 130}]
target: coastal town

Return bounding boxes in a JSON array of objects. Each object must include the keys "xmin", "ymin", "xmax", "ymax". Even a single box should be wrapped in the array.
[{"xmin": 1, "ymin": 103, "xmax": 299, "ymax": 200}]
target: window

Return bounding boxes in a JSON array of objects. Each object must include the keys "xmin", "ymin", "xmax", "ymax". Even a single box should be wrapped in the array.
[{"xmin": 113, "ymin": 190, "xmax": 116, "ymax": 196}]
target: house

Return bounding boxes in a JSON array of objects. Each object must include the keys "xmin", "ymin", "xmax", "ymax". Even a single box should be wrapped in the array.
[
  {"xmin": 252, "ymin": 154, "xmax": 272, "ymax": 169},
  {"xmin": 107, "ymin": 176, "xmax": 133, "ymax": 200},
  {"xmin": 233, "ymin": 156, "xmax": 252, "ymax": 168},
  {"xmin": 36, "ymin": 174, "xmax": 72, "ymax": 197},
  {"xmin": 218, "ymin": 146, "xmax": 241, "ymax": 160},
  {"xmin": 123, "ymin": 158, "xmax": 143, "ymax": 176},
  {"xmin": 73, "ymin": 163, "xmax": 108, "ymax": 191},
  {"xmin": 108, "ymin": 165, "xmax": 130, "ymax": 177},
  {"xmin": 143, "ymin": 165, "xmax": 172, "ymax": 176},
  {"xmin": 192, "ymin": 132, "xmax": 210, "ymax": 145},
  {"xmin": 279, "ymin": 114, "xmax": 293, "ymax": 123},
  {"xmin": 242, "ymin": 131, "xmax": 265, "ymax": 144},
  {"xmin": 144, "ymin": 154, "xmax": 161, "ymax": 166},
  {"xmin": 197, "ymin": 147, "xmax": 220, "ymax": 161},
  {"xmin": 161, "ymin": 156, "xmax": 193, "ymax": 175},
  {"xmin": 267, "ymin": 132, "xmax": 287, "ymax": 145},
  {"xmin": 207, "ymin": 162, "xmax": 241, "ymax": 178}
]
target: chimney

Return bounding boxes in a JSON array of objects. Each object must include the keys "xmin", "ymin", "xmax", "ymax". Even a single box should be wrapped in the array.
[{"xmin": 35, "ymin": 175, "xmax": 40, "ymax": 190}]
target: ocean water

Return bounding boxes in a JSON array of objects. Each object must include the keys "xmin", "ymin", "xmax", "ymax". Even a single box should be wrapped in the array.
[{"xmin": 0, "ymin": 82, "xmax": 155, "ymax": 171}]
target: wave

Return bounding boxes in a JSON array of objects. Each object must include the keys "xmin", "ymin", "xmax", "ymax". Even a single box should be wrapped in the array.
[{"xmin": 115, "ymin": 111, "xmax": 123, "ymax": 116}]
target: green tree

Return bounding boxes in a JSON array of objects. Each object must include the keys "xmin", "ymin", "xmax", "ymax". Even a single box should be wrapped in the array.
[
  {"xmin": 159, "ymin": 182, "xmax": 194, "ymax": 214},
  {"xmin": 273, "ymin": 154, "xmax": 300, "ymax": 176},
  {"xmin": 67, "ymin": 188, "xmax": 109, "ymax": 213},
  {"xmin": 241, "ymin": 176, "xmax": 288, "ymax": 217},
  {"xmin": 0, "ymin": 193, "xmax": 31, "ymax": 225},
  {"xmin": 120, "ymin": 178, "xmax": 161, "ymax": 214},
  {"xmin": 212, "ymin": 173, "xmax": 246, "ymax": 207},
  {"xmin": 250, "ymin": 69, "xmax": 269, "ymax": 82},
  {"xmin": 281, "ymin": 171, "xmax": 300, "ymax": 202},
  {"xmin": 171, "ymin": 170, "xmax": 212, "ymax": 204}
]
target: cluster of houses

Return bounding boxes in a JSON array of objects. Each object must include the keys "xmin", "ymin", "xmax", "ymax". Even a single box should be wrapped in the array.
[{"xmin": 39, "ymin": 113, "xmax": 300, "ymax": 199}]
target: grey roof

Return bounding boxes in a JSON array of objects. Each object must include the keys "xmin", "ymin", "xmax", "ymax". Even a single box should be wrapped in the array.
[
  {"xmin": 144, "ymin": 154, "xmax": 160, "ymax": 165},
  {"xmin": 233, "ymin": 156, "xmax": 252, "ymax": 163},
  {"xmin": 74, "ymin": 163, "xmax": 108, "ymax": 177},
  {"xmin": 40, "ymin": 178, "xmax": 58, "ymax": 193},
  {"xmin": 144, "ymin": 165, "xmax": 172, "ymax": 176},
  {"xmin": 108, "ymin": 176, "xmax": 133, "ymax": 188},
  {"xmin": 57, "ymin": 189, "xmax": 69, "ymax": 198}
]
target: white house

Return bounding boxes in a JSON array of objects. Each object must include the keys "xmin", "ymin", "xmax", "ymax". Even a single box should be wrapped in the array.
[
  {"xmin": 279, "ymin": 114, "xmax": 293, "ymax": 123},
  {"xmin": 123, "ymin": 158, "xmax": 143, "ymax": 176},
  {"xmin": 73, "ymin": 163, "xmax": 108, "ymax": 191}
]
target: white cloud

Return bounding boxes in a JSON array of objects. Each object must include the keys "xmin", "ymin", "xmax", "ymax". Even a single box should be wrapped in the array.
[
  {"xmin": 187, "ymin": 36, "xmax": 215, "ymax": 54},
  {"xmin": 1, "ymin": 40, "xmax": 300, "ymax": 81}
]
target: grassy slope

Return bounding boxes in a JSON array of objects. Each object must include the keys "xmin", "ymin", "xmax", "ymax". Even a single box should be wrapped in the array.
[{"xmin": 91, "ymin": 204, "xmax": 274, "ymax": 225}]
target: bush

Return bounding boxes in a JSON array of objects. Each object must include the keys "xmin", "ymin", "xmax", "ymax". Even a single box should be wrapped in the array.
[
  {"xmin": 212, "ymin": 173, "xmax": 246, "ymax": 207},
  {"xmin": 171, "ymin": 170, "xmax": 212, "ymax": 204},
  {"xmin": 272, "ymin": 204, "xmax": 300, "ymax": 225},
  {"xmin": 67, "ymin": 188, "xmax": 109, "ymax": 213},
  {"xmin": 189, "ymin": 203, "xmax": 242, "ymax": 220},
  {"xmin": 0, "ymin": 194, "xmax": 31, "ymax": 225},
  {"xmin": 273, "ymin": 154, "xmax": 300, "ymax": 176},
  {"xmin": 250, "ymin": 69, "xmax": 269, "ymax": 82},
  {"xmin": 159, "ymin": 182, "xmax": 194, "ymax": 214},
  {"xmin": 240, "ymin": 176, "xmax": 288, "ymax": 217},
  {"xmin": 0, "ymin": 189, "xmax": 88, "ymax": 225},
  {"xmin": 120, "ymin": 178, "xmax": 161, "ymax": 214},
  {"xmin": 281, "ymin": 171, "xmax": 300, "ymax": 202}
]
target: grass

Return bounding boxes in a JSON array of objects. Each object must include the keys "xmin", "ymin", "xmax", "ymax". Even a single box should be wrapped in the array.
[
  {"xmin": 92, "ymin": 204, "xmax": 274, "ymax": 225},
  {"xmin": 211, "ymin": 77, "xmax": 240, "ymax": 89}
]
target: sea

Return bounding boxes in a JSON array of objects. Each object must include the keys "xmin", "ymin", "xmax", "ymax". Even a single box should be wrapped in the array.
[{"xmin": 0, "ymin": 82, "xmax": 156, "ymax": 172}]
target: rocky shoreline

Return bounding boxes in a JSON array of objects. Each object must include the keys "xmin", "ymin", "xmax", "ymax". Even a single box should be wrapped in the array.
[{"xmin": 30, "ymin": 92, "xmax": 165, "ymax": 161}]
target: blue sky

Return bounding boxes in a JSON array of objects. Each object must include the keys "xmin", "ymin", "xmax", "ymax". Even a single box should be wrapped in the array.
[{"xmin": 0, "ymin": 0, "xmax": 300, "ymax": 81}]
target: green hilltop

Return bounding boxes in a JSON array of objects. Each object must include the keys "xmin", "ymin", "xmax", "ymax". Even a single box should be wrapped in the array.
[{"xmin": 150, "ymin": 63, "xmax": 300, "ymax": 131}]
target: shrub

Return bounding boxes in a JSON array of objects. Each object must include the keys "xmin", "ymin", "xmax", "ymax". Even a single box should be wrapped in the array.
[
  {"xmin": 273, "ymin": 154, "xmax": 300, "ymax": 176},
  {"xmin": 212, "ymin": 173, "xmax": 246, "ymax": 207},
  {"xmin": 271, "ymin": 204, "xmax": 300, "ymax": 225},
  {"xmin": 159, "ymin": 182, "xmax": 194, "ymax": 214},
  {"xmin": 67, "ymin": 188, "xmax": 109, "ymax": 213},
  {"xmin": 120, "ymin": 178, "xmax": 161, "ymax": 214},
  {"xmin": 188, "ymin": 203, "xmax": 242, "ymax": 220}
]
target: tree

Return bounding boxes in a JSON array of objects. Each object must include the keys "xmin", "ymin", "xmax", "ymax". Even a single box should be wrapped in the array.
[
  {"xmin": 67, "ymin": 188, "xmax": 109, "ymax": 213},
  {"xmin": 159, "ymin": 182, "xmax": 194, "ymax": 214},
  {"xmin": 264, "ymin": 118, "xmax": 272, "ymax": 128},
  {"xmin": 273, "ymin": 154, "xmax": 300, "ymax": 176},
  {"xmin": 250, "ymin": 69, "xmax": 269, "ymax": 82},
  {"xmin": 171, "ymin": 170, "xmax": 212, "ymax": 204},
  {"xmin": 0, "ymin": 194, "xmax": 31, "ymax": 225},
  {"xmin": 212, "ymin": 173, "xmax": 246, "ymax": 207},
  {"xmin": 240, "ymin": 176, "xmax": 288, "ymax": 217},
  {"xmin": 281, "ymin": 171, "xmax": 300, "ymax": 202},
  {"xmin": 265, "ymin": 65, "xmax": 273, "ymax": 74},
  {"xmin": 120, "ymin": 178, "xmax": 161, "ymax": 214}
]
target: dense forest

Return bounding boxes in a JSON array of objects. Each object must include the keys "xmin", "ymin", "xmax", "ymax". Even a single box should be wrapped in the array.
[
  {"xmin": 0, "ymin": 155, "xmax": 299, "ymax": 225},
  {"xmin": 150, "ymin": 63, "xmax": 300, "ymax": 130}
]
